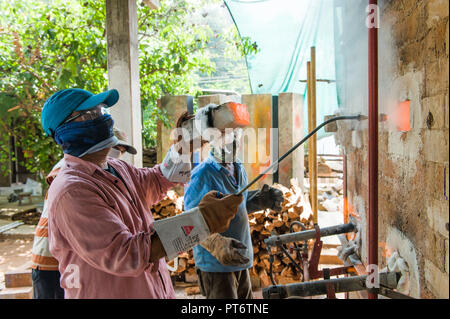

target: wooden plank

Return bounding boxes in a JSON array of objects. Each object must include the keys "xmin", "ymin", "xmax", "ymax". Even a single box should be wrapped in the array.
[
  {"xmin": 5, "ymin": 270, "xmax": 32, "ymax": 288},
  {"xmin": 0, "ymin": 287, "xmax": 33, "ymax": 299},
  {"xmin": 319, "ymin": 255, "xmax": 344, "ymax": 265},
  {"xmin": 308, "ymin": 47, "xmax": 318, "ymax": 224}
]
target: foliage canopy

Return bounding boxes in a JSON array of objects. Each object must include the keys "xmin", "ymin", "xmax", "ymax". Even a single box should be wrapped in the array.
[{"xmin": 0, "ymin": 0, "xmax": 257, "ymax": 186}]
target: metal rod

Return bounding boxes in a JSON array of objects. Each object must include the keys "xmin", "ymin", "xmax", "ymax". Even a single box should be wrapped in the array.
[
  {"xmin": 0, "ymin": 221, "xmax": 24, "ymax": 234},
  {"xmin": 378, "ymin": 286, "xmax": 415, "ymax": 299},
  {"xmin": 264, "ymin": 222, "xmax": 356, "ymax": 246},
  {"xmin": 299, "ymin": 79, "xmax": 336, "ymax": 83},
  {"xmin": 263, "ymin": 272, "xmax": 400, "ymax": 299},
  {"xmin": 235, "ymin": 115, "xmax": 364, "ymax": 195},
  {"xmin": 368, "ymin": 0, "xmax": 379, "ymax": 300},
  {"xmin": 316, "ymin": 154, "xmax": 344, "ymax": 157}
]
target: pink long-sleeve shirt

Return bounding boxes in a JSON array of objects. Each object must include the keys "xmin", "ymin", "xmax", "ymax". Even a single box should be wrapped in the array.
[{"xmin": 46, "ymin": 154, "xmax": 178, "ymax": 299}]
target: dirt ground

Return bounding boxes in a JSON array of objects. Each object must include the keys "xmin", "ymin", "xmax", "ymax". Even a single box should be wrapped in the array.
[
  {"xmin": 0, "ymin": 238, "xmax": 341, "ymax": 298},
  {"xmin": 0, "ymin": 238, "xmax": 33, "ymax": 290},
  {"xmin": 173, "ymin": 284, "xmax": 263, "ymax": 299},
  {"xmin": 0, "ymin": 184, "xmax": 345, "ymax": 298},
  {"xmin": 0, "ymin": 237, "xmax": 266, "ymax": 298}
]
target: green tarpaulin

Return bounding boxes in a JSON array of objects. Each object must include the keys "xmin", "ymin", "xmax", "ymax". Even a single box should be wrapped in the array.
[{"xmin": 224, "ymin": 0, "xmax": 339, "ymax": 137}]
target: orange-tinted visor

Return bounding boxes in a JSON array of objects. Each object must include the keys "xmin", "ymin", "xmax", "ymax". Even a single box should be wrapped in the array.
[{"xmin": 225, "ymin": 102, "xmax": 250, "ymax": 127}]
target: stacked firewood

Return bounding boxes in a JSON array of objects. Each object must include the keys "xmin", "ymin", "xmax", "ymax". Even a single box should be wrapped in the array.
[
  {"xmin": 167, "ymin": 251, "xmax": 199, "ymax": 283},
  {"xmin": 151, "ymin": 179, "xmax": 313, "ymax": 287},
  {"xmin": 151, "ymin": 190, "xmax": 184, "ymax": 220},
  {"xmin": 11, "ymin": 208, "xmax": 41, "ymax": 225},
  {"xmin": 151, "ymin": 190, "xmax": 198, "ymax": 282},
  {"xmin": 248, "ymin": 178, "xmax": 313, "ymax": 287}
]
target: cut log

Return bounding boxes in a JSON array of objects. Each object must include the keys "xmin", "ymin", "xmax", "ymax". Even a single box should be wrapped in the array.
[
  {"xmin": 288, "ymin": 208, "xmax": 300, "ymax": 220},
  {"xmin": 185, "ymin": 286, "xmax": 201, "ymax": 296},
  {"xmin": 152, "ymin": 179, "xmax": 320, "ymax": 286},
  {"xmin": 273, "ymin": 216, "xmax": 284, "ymax": 228},
  {"xmin": 184, "ymin": 268, "xmax": 198, "ymax": 283},
  {"xmin": 258, "ymin": 269, "xmax": 272, "ymax": 287},
  {"xmin": 264, "ymin": 220, "xmax": 275, "ymax": 232}
]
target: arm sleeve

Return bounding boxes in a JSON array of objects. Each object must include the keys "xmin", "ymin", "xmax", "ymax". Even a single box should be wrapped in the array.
[
  {"xmin": 133, "ymin": 164, "xmax": 179, "ymax": 208},
  {"xmin": 246, "ymin": 190, "xmax": 262, "ymax": 214},
  {"xmin": 54, "ymin": 188, "xmax": 154, "ymax": 277},
  {"xmin": 184, "ymin": 170, "xmax": 214, "ymax": 211}
]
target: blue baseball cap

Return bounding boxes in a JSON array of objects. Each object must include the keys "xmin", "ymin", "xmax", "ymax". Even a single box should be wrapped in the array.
[{"xmin": 41, "ymin": 88, "xmax": 119, "ymax": 136}]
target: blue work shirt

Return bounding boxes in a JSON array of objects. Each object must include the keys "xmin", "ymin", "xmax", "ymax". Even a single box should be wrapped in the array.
[{"xmin": 184, "ymin": 153, "xmax": 253, "ymax": 272}]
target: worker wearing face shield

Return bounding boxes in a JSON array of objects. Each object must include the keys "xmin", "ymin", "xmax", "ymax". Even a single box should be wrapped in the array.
[
  {"xmin": 40, "ymin": 88, "xmax": 242, "ymax": 299},
  {"xmin": 184, "ymin": 121, "xmax": 284, "ymax": 299}
]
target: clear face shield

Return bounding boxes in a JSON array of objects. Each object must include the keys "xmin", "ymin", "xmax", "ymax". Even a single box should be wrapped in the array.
[{"xmin": 210, "ymin": 128, "xmax": 243, "ymax": 164}]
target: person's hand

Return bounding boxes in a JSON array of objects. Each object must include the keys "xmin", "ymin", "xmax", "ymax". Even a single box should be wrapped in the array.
[
  {"xmin": 198, "ymin": 191, "xmax": 243, "ymax": 233},
  {"xmin": 200, "ymin": 233, "xmax": 250, "ymax": 266},
  {"xmin": 246, "ymin": 184, "xmax": 284, "ymax": 213}
]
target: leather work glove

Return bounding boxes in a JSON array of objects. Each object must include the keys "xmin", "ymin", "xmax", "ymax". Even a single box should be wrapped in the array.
[
  {"xmin": 200, "ymin": 233, "xmax": 250, "ymax": 266},
  {"xmin": 246, "ymin": 184, "xmax": 284, "ymax": 213},
  {"xmin": 198, "ymin": 191, "xmax": 243, "ymax": 233}
]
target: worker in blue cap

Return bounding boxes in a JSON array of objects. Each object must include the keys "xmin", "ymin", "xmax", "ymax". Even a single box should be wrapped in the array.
[{"xmin": 40, "ymin": 88, "xmax": 243, "ymax": 298}]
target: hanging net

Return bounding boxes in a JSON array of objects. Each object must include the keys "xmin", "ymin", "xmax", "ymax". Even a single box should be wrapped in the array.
[{"xmin": 224, "ymin": 0, "xmax": 339, "ymax": 138}]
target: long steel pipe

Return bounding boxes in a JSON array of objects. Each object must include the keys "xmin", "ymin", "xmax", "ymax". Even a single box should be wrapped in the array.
[
  {"xmin": 264, "ymin": 222, "xmax": 356, "ymax": 246},
  {"xmin": 368, "ymin": 0, "xmax": 379, "ymax": 299},
  {"xmin": 262, "ymin": 272, "xmax": 400, "ymax": 299},
  {"xmin": 236, "ymin": 115, "xmax": 364, "ymax": 195}
]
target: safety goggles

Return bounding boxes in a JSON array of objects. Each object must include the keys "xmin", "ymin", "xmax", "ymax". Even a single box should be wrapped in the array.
[
  {"xmin": 108, "ymin": 147, "xmax": 125, "ymax": 159},
  {"xmin": 62, "ymin": 103, "xmax": 108, "ymax": 125}
]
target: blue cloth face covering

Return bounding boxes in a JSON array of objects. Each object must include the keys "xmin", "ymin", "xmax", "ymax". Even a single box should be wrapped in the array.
[{"xmin": 54, "ymin": 114, "xmax": 114, "ymax": 157}]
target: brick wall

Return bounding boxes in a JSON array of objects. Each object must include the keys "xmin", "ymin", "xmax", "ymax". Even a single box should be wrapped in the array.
[{"xmin": 334, "ymin": 0, "xmax": 449, "ymax": 298}]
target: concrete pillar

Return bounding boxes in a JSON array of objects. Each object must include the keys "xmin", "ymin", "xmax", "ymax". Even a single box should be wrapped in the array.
[
  {"xmin": 106, "ymin": 0, "xmax": 142, "ymax": 167},
  {"xmin": 241, "ymin": 94, "xmax": 273, "ymax": 190},
  {"xmin": 157, "ymin": 95, "xmax": 193, "ymax": 163},
  {"xmin": 278, "ymin": 93, "xmax": 304, "ymax": 189},
  {"xmin": 198, "ymin": 94, "xmax": 242, "ymax": 108},
  {"xmin": 157, "ymin": 95, "xmax": 193, "ymax": 196}
]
